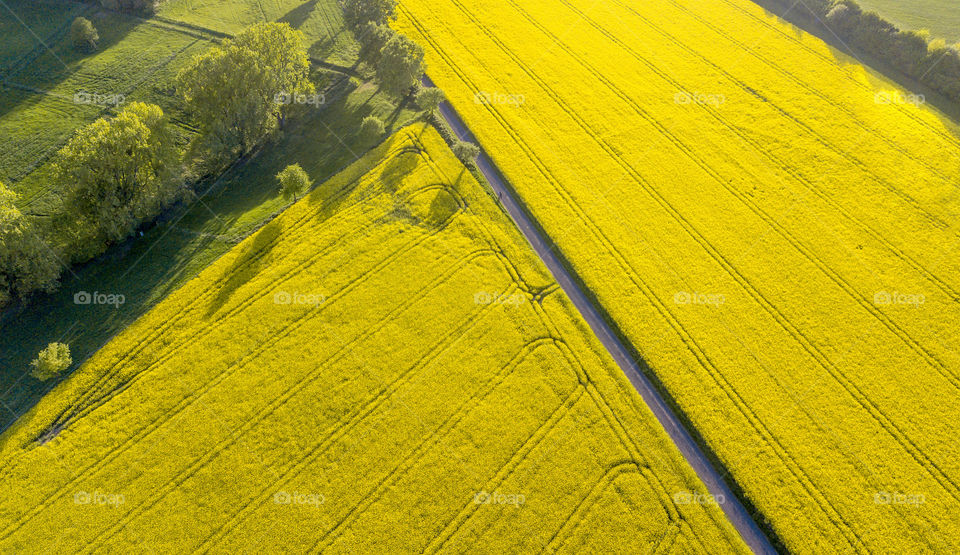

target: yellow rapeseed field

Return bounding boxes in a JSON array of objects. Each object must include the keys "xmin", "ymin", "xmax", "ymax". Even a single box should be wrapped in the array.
[
  {"xmin": 395, "ymin": 0, "xmax": 960, "ymax": 551},
  {"xmin": 0, "ymin": 125, "xmax": 745, "ymax": 553}
]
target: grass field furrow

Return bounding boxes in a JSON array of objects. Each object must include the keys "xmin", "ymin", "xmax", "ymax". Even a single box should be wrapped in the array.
[
  {"xmin": 398, "ymin": 13, "xmax": 867, "ymax": 549},
  {"xmin": 424, "ymin": 388, "xmax": 588, "ymax": 553},
  {"xmin": 79, "ymin": 252, "xmax": 505, "ymax": 551},
  {"xmin": 558, "ymin": 0, "xmax": 960, "ymax": 304},
  {"xmin": 504, "ymin": 0, "xmax": 960, "ymax": 381}
]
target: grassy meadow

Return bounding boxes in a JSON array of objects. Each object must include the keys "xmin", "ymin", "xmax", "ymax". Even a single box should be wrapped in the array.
[{"xmin": 856, "ymin": 0, "xmax": 960, "ymax": 42}]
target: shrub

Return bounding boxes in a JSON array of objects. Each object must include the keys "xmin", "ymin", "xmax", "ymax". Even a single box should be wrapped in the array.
[
  {"xmin": 0, "ymin": 183, "xmax": 61, "ymax": 305},
  {"xmin": 69, "ymin": 17, "xmax": 98, "ymax": 51},
  {"xmin": 452, "ymin": 140, "xmax": 480, "ymax": 164},
  {"xmin": 415, "ymin": 87, "xmax": 445, "ymax": 115},
  {"xmin": 343, "ymin": 0, "xmax": 397, "ymax": 29},
  {"xmin": 359, "ymin": 115, "xmax": 386, "ymax": 142},
  {"xmin": 30, "ymin": 343, "xmax": 72, "ymax": 381},
  {"xmin": 277, "ymin": 163, "xmax": 311, "ymax": 201},
  {"xmin": 100, "ymin": 0, "xmax": 160, "ymax": 15},
  {"xmin": 376, "ymin": 33, "xmax": 425, "ymax": 97},
  {"xmin": 52, "ymin": 102, "xmax": 182, "ymax": 260}
]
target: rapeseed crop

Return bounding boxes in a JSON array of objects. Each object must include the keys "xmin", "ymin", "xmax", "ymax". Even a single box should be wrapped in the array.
[
  {"xmin": 395, "ymin": 0, "xmax": 960, "ymax": 551},
  {"xmin": 0, "ymin": 125, "xmax": 745, "ymax": 553}
]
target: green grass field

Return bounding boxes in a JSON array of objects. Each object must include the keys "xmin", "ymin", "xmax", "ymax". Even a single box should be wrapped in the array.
[
  {"xmin": 0, "ymin": 0, "xmax": 360, "ymax": 201},
  {"xmin": 856, "ymin": 0, "xmax": 960, "ymax": 43}
]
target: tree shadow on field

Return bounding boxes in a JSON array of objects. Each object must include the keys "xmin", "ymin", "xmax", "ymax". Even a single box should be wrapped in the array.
[
  {"xmin": 277, "ymin": 0, "xmax": 317, "ymax": 30},
  {"xmin": 203, "ymin": 218, "xmax": 281, "ymax": 319},
  {"xmin": 379, "ymin": 149, "xmax": 422, "ymax": 191}
]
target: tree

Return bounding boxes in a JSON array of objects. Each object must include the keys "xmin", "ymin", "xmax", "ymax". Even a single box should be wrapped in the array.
[
  {"xmin": 357, "ymin": 22, "xmax": 395, "ymax": 68},
  {"xmin": 99, "ymin": 0, "xmax": 159, "ymax": 14},
  {"xmin": 452, "ymin": 140, "xmax": 480, "ymax": 164},
  {"xmin": 30, "ymin": 342, "xmax": 72, "ymax": 381},
  {"xmin": 277, "ymin": 163, "xmax": 311, "ymax": 201},
  {"xmin": 376, "ymin": 33, "xmax": 425, "ymax": 97},
  {"xmin": 359, "ymin": 115, "xmax": 385, "ymax": 143},
  {"xmin": 415, "ymin": 86, "xmax": 445, "ymax": 115},
  {"xmin": 343, "ymin": 0, "xmax": 397, "ymax": 29},
  {"xmin": 70, "ymin": 17, "xmax": 98, "ymax": 51},
  {"xmin": 178, "ymin": 23, "xmax": 314, "ymax": 158},
  {"xmin": 52, "ymin": 102, "xmax": 182, "ymax": 259},
  {"xmin": 0, "ymin": 182, "xmax": 61, "ymax": 305}
]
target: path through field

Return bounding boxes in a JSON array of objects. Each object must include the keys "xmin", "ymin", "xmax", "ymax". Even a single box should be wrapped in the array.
[{"xmin": 430, "ymin": 75, "xmax": 774, "ymax": 554}]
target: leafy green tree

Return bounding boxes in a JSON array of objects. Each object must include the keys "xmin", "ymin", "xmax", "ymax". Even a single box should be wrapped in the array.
[
  {"xmin": 0, "ymin": 183, "xmax": 61, "ymax": 305},
  {"xmin": 376, "ymin": 33, "xmax": 425, "ymax": 97},
  {"xmin": 177, "ymin": 23, "xmax": 314, "ymax": 157},
  {"xmin": 452, "ymin": 140, "xmax": 480, "ymax": 164},
  {"xmin": 52, "ymin": 102, "xmax": 182, "ymax": 259},
  {"xmin": 70, "ymin": 17, "xmax": 98, "ymax": 51},
  {"xmin": 100, "ymin": 0, "xmax": 159, "ymax": 14},
  {"xmin": 30, "ymin": 342, "xmax": 72, "ymax": 381},
  {"xmin": 343, "ymin": 0, "xmax": 397, "ymax": 29},
  {"xmin": 357, "ymin": 22, "xmax": 395, "ymax": 68},
  {"xmin": 277, "ymin": 163, "xmax": 311, "ymax": 201},
  {"xmin": 359, "ymin": 115, "xmax": 385, "ymax": 143},
  {"xmin": 415, "ymin": 86, "xmax": 445, "ymax": 116}
]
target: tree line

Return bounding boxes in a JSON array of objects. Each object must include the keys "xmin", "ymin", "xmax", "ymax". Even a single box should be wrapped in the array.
[{"xmin": 764, "ymin": 0, "xmax": 960, "ymax": 103}]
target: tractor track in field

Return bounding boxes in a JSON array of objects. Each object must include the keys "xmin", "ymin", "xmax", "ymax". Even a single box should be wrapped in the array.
[{"xmin": 424, "ymin": 75, "xmax": 776, "ymax": 554}]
